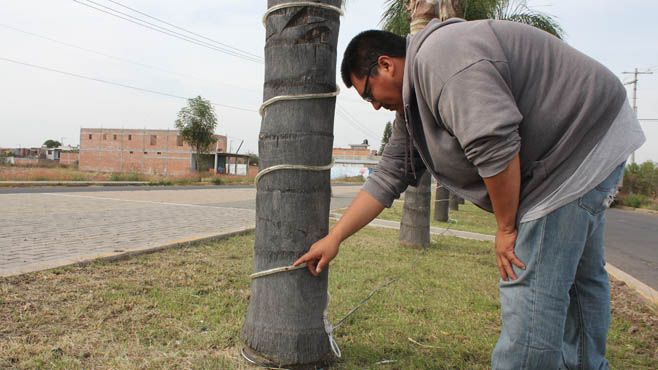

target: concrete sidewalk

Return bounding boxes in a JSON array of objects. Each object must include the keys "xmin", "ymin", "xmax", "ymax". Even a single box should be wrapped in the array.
[{"xmin": 0, "ymin": 186, "xmax": 359, "ymax": 277}]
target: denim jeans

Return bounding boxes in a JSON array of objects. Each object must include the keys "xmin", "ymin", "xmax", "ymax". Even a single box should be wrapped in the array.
[{"xmin": 492, "ymin": 163, "xmax": 625, "ymax": 370}]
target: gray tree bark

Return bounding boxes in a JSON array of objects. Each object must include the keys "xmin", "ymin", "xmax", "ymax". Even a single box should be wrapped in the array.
[
  {"xmin": 434, "ymin": 184, "xmax": 450, "ymax": 222},
  {"xmin": 398, "ymin": 0, "xmax": 440, "ymax": 247},
  {"xmin": 241, "ymin": 1, "xmax": 341, "ymax": 367},
  {"xmin": 439, "ymin": 0, "xmax": 464, "ymax": 20},
  {"xmin": 449, "ymin": 192, "xmax": 460, "ymax": 211},
  {"xmin": 399, "ymin": 171, "xmax": 431, "ymax": 248}
]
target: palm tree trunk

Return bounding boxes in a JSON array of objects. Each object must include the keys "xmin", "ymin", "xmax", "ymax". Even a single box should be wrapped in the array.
[
  {"xmin": 439, "ymin": 0, "xmax": 464, "ymax": 20},
  {"xmin": 449, "ymin": 192, "xmax": 460, "ymax": 211},
  {"xmin": 241, "ymin": 1, "xmax": 341, "ymax": 367},
  {"xmin": 400, "ymin": 171, "xmax": 431, "ymax": 248},
  {"xmin": 434, "ymin": 184, "xmax": 450, "ymax": 222},
  {"xmin": 398, "ymin": 0, "xmax": 441, "ymax": 248}
]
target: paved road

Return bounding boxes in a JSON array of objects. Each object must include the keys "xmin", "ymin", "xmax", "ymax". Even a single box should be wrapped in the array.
[
  {"xmin": 0, "ymin": 186, "xmax": 360, "ymax": 276},
  {"xmin": 605, "ymin": 209, "xmax": 658, "ymax": 291}
]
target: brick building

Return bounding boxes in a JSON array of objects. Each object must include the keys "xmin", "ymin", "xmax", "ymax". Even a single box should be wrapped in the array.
[
  {"xmin": 331, "ymin": 140, "xmax": 380, "ymax": 179},
  {"xmin": 79, "ymin": 128, "xmax": 227, "ymax": 176}
]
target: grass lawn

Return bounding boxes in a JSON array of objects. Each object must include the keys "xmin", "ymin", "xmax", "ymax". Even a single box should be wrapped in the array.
[
  {"xmin": 379, "ymin": 198, "xmax": 498, "ymax": 235},
  {"xmin": 1, "ymin": 229, "xmax": 655, "ymax": 369}
]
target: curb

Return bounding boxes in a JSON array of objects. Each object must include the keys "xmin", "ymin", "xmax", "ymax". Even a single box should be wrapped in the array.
[
  {"xmin": 606, "ymin": 263, "xmax": 658, "ymax": 308},
  {"xmin": 0, "ymin": 181, "xmax": 150, "ymax": 187},
  {"xmin": 0, "ymin": 227, "xmax": 255, "ymax": 277}
]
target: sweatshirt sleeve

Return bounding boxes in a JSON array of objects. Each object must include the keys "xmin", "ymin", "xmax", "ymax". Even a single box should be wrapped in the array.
[
  {"xmin": 362, "ymin": 112, "xmax": 426, "ymax": 207},
  {"xmin": 437, "ymin": 60, "xmax": 522, "ymax": 178}
]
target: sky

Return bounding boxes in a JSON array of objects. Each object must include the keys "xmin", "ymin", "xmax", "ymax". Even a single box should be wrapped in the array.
[{"xmin": 0, "ymin": 0, "xmax": 656, "ymax": 162}]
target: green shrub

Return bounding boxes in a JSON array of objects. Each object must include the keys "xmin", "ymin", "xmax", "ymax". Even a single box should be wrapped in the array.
[
  {"xmin": 71, "ymin": 174, "xmax": 89, "ymax": 181},
  {"xmin": 622, "ymin": 193, "xmax": 648, "ymax": 208},
  {"xmin": 110, "ymin": 172, "xmax": 141, "ymax": 181},
  {"xmin": 210, "ymin": 177, "xmax": 223, "ymax": 185}
]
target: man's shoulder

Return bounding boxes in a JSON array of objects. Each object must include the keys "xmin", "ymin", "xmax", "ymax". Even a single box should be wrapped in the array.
[{"xmin": 413, "ymin": 20, "xmax": 507, "ymax": 81}]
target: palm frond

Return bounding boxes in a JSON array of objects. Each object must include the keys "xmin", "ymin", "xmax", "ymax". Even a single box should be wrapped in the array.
[
  {"xmin": 491, "ymin": 0, "xmax": 565, "ymax": 39},
  {"xmin": 462, "ymin": 0, "xmax": 499, "ymax": 20},
  {"xmin": 380, "ymin": 0, "xmax": 410, "ymax": 36}
]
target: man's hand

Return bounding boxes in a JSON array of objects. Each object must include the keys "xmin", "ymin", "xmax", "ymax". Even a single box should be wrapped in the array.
[
  {"xmin": 293, "ymin": 235, "xmax": 340, "ymax": 276},
  {"xmin": 495, "ymin": 228, "xmax": 525, "ymax": 281}
]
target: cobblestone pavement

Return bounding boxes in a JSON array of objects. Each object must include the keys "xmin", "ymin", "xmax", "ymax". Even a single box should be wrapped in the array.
[{"xmin": 0, "ymin": 186, "xmax": 361, "ymax": 276}]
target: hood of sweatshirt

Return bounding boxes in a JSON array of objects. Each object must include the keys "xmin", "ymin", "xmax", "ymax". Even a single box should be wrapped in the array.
[{"xmin": 402, "ymin": 18, "xmax": 465, "ymax": 110}]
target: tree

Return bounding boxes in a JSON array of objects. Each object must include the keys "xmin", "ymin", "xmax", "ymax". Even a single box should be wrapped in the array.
[
  {"xmin": 400, "ymin": 171, "xmax": 432, "ymax": 247},
  {"xmin": 379, "ymin": 121, "xmax": 393, "ymax": 155},
  {"xmin": 174, "ymin": 96, "xmax": 218, "ymax": 172},
  {"xmin": 247, "ymin": 152, "xmax": 259, "ymax": 166},
  {"xmin": 241, "ymin": 1, "xmax": 341, "ymax": 367},
  {"xmin": 622, "ymin": 161, "xmax": 658, "ymax": 198},
  {"xmin": 43, "ymin": 139, "xmax": 61, "ymax": 148},
  {"xmin": 383, "ymin": 0, "xmax": 564, "ymax": 39}
]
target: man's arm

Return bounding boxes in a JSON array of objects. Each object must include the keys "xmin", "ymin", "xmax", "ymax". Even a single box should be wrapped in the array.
[
  {"xmin": 295, "ymin": 112, "xmax": 421, "ymax": 276},
  {"xmin": 482, "ymin": 153, "xmax": 525, "ymax": 281},
  {"xmin": 293, "ymin": 190, "xmax": 385, "ymax": 276}
]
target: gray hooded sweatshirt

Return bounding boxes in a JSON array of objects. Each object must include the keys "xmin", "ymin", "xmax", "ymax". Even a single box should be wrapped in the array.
[{"xmin": 362, "ymin": 18, "xmax": 628, "ymax": 218}]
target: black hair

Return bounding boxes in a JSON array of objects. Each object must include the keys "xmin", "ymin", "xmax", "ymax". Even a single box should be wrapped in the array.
[{"xmin": 340, "ymin": 30, "xmax": 406, "ymax": 88}]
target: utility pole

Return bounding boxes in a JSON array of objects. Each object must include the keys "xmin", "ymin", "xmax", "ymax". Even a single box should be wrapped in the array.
[{"xmin": 622, "ymin": 68, "xmax": 653, "ymax": 163}]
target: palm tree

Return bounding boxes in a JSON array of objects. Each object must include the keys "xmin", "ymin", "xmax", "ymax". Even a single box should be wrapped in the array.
[
  {"xmin": 382, "ymin": 0, "xmax": 564, "ymax": 39},
  {"xmin": 241, "ymin": 0, "xmax": 342, "ymax": 367}
]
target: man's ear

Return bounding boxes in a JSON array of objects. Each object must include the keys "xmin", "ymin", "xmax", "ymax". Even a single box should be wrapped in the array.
[{"xmin": 378, "ymin": 55, "xmax": 394, "ymax": 71}]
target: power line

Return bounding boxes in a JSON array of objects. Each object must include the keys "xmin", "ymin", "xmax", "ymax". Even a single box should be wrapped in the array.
[
  {"xmin": 72, "ymin": 0, "xmax": 263, "ymax": 63},
  {"xmin": 104, "ymin": 0, "xmax": 262, "ymax": 60},
  {"xmin": 0, "ymin": 56, "xmax": 257, "ymax": 113},
  {"xmin": 0, "ymin": 23, "xmax": 260, "ymax": 93},
  {"xmin": 335, "ymin": 109, "xmax": 375, "ymax": 140},
  {"xmin": 74, "ymin": 0, "xmax": 262, "ymax": 63},
  {"xmin": 335, "ymin": 104, "xmax": 382, "ymax": 139}
]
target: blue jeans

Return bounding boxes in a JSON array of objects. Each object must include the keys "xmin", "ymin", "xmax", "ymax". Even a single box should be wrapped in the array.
[{"xmin": 492, "ymin": 164, "xmax": 625, "ymax": 370}]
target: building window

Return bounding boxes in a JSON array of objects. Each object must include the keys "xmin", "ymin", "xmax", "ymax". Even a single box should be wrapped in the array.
[
  {"xmin": 128, "ymin": 134, "xmax": 132, "ymax": 140},
  {"xmin": 144, "ymin": 151, "xmax": 147, "ymax": 154},
  {"xmin": 129, "ymin": 151, "xmax": 133, "ymax": 154},
  {"xmin": 176, "ymin": 135, "xmax": 183, "ymax": 146},
  {"xmin": 113, "ymin": 134, "xmax": 117, "ymax": 140},
  {"xmin": 150, "ymin": 135, "xmax": 157, "ymax": 145},
  {"xmin": 88, "ymin": 134, "xmax": 92, "ymax": 140},
  {"xmin": 157, "ymin": 152, "xmax": 162, "ymax": 155},
  {"xmin": 103, "ymin": 134, "xmax": 107, "ymax": 140}
]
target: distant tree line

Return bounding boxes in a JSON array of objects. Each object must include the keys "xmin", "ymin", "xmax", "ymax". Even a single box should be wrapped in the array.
[{"xmin": 618, "ymin": 161, "xmax": 658, "ymax": 209}]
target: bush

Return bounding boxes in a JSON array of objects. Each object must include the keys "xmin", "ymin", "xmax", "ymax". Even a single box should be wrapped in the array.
[
  {"xmin": 109, "ymin": 172, "xmax": 141, "ymax": 181},
  {"xmin": 71, "ymin": 174, "xmax": 89, "ymax": 181},
  {"xmin": 148, "ymin": 180, "xmax": 173, "ymax": 186},
  {"xmin": 210, "ymin": 177, "xmax": 223, "ymax": 185},
  {"xmin": 621, "ymin": 193, "xmax": 648, "ymax": 208}
]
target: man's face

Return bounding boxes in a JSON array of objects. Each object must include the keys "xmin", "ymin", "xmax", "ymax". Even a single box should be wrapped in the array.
[{"xmin": 350, "ymin": 56, "xmax": 404, "ymax": 112}]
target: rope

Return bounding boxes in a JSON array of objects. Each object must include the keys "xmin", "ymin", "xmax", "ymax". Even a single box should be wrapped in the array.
[
  {"xmin": 254, "ymin": 159, "xmax": 335, "ymax": 185},
  {"xmin": 249, "ymin": 263, "xmax": 307, "ymax": 279},
  {"xmin": 262, "ymin": 1, "xmax": 344, "ymax": 26},
  {"xmin": 259, "ymin": 88, "xmax": 340, "ymax": 117}
]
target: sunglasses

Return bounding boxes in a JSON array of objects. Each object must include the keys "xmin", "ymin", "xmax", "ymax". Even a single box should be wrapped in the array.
[{"xmin": 361, "ymin": 62, "xmax": 379, "ymax": 103}]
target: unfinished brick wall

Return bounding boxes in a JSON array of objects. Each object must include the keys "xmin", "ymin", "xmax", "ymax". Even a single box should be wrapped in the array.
[
  {"xmin": 332, "ymin": 147, "xmax": 377, "ymax": 158},
  {"xmin": 79, "ymin": 128, "xmax": 227, "ymax": 176},
  {"xmin": 59, "ymin": 152, "xmax": 79, "ymax": 166}
]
